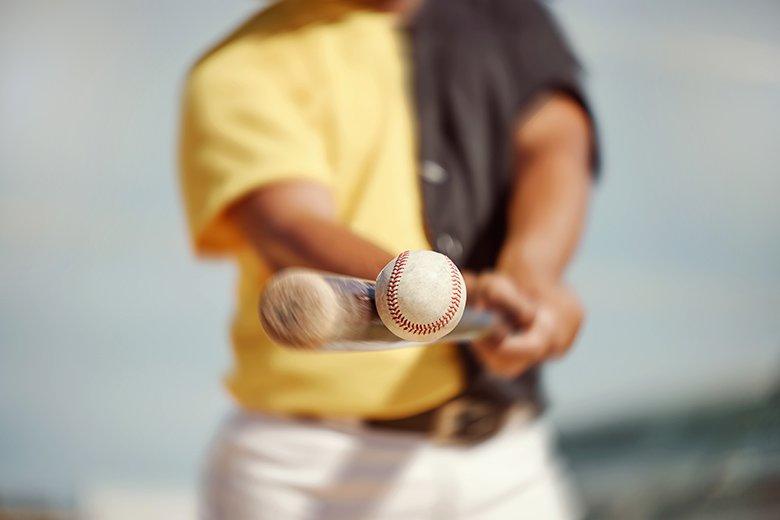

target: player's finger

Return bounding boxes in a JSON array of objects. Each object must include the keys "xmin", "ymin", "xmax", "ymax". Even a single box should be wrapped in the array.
[
  {"xmin": 473, "ymin": 346, "xmax": 537, "ymax": 378},
  {"xmin": 470, "ymin": 331, "xmax": 540, "ymax": 378},
  {"xmin": 471, "ymin": 307, "xmax": 559, "ymax": 377},
  {"xmin": 497, "ymin": 333, "xmax": 547, "ymax": 363},
  {"xmin": 506, "ymin": 307, "xmax": 557, "ymax": 354},
  {"xmin": 471, "ymin": 318, "xmax": 511, "ymax": 353},
  {"xmin": 476, "ymin": 274, "xmax": 537, "ymax": 327}
]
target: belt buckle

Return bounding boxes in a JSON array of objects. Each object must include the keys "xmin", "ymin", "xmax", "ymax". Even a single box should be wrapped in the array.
[{"xmin": 431, "ymin": 397, "xmax": 506, "ymax": 446}]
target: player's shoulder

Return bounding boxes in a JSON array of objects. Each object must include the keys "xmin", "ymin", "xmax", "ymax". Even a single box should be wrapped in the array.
[
  {"xmin": 417, "ymin": 0, "xmax": 553, "ymax": 32},
  {"xmin": 185, "ymin": 2, "xmax": 305, "ymax": 91}
]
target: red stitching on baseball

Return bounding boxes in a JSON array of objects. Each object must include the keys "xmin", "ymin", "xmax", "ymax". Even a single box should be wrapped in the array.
[{"xmin": 386, "ymin": 251, "xmax": 462, "ymax": 336}]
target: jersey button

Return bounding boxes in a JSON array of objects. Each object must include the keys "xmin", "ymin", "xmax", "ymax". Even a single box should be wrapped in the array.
[
  {"xmin": 436, "ymin": 233, "xmax": 463, "ymax": 261},
  {"xmin": 421, "ymin": 160, "xmax": 447, "ymax": 184}
]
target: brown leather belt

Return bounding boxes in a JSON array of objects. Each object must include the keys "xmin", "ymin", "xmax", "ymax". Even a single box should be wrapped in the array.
[{"xmin": 365, "ymin": 397, "xmax": 538, "ymax": 446}]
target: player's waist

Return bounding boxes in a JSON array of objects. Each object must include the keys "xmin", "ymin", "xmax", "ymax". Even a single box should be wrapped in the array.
[
  {"xmin": 364, "ymin": 396, "xmax": 540, "ymax": 445},
  {"xmin": 290, "ymin": 394, "xmax": 539, "ymax": 446}
]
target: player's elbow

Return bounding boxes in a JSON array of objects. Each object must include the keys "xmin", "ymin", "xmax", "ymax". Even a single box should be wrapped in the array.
[
  {"xmin": 227, "ymin": 181, "xmax": 337, "ymax": 253},
  {"xmin": 516, "ymin": 94, "xmax": 592, "ymax": 166},
  {"xmin": 228, "ymin": 195, "xmax": 301, "ymax": 247}
]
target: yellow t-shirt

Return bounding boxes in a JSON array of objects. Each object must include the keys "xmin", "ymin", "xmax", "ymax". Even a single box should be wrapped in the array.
[{"xmin": 179, "ymin": 1, "xmax": 462, "ymax": 419}]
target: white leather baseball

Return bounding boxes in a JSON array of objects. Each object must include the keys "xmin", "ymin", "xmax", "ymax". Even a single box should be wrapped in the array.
[{"xmin": 375, "ymin": 250, "xmax": 467, "ymax": 342}]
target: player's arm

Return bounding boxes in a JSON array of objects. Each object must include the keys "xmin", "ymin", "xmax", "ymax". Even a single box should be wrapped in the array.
[
  {"xmin": 180, "ymin": 55, "xmax": 393, "ymax": 281},
  {"xmin": 501, "ymin": 94, "xmax": 593, "ymax": 285},
  {"xmin": 226, "ymin": 181, "xmax": 394, "ymax": 280},
  {"xmin": 470, "ymin": 93, "xmax": 594, "ymax": 377}
]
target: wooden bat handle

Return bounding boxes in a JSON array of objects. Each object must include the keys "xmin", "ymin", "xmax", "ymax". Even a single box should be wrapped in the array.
[{"xmin": 259, "ymin": 269, "xmax": 497, "ymax": 351}]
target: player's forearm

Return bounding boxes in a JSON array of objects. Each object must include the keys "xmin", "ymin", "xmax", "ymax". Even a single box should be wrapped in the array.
[
  {"xmin": 227, "ymin": 184, "xmax": 393, "ymax": 280},
  {"xmin": 497, "ymin": 95, "xmax": 593, "ymax": 292},
  {"xmin": 251, "ymin": 215, "xmax": 394, "ymax": 280},
  {"xmin": 498, "ymin": 155, "xmax": 591, "ymax": 290}
]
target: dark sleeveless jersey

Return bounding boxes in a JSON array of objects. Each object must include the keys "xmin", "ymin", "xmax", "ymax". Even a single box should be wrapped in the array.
[{"xmin": 408, "ymin": 0, "xmax": 599, "ymax": 406}]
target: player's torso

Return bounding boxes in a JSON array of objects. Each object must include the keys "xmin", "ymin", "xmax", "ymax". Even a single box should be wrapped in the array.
[{"xmin": 225, "ymin": 5, "xmax": 459, "ymax": 418}]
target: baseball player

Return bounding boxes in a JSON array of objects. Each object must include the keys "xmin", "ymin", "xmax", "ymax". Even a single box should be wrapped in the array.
[{"xmin": 179, "ymin": 0, "xmax": 597, "ymax": 518}]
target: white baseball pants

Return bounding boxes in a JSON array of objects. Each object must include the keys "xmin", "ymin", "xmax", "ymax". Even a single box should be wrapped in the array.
[{"xmin": 201, "ymin": 409, "xmax": 581, "ymax": 520}]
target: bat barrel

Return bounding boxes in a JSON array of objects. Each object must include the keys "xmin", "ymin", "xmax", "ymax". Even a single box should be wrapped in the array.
[{"xmin": 259, "ymin": 270, "xmax": 379, "ymax": 350}]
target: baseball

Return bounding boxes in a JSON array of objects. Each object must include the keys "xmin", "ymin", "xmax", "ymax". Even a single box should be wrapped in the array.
[{"xmin": 375, "ymin": 250, "xmax": 467, "ymax": 342}]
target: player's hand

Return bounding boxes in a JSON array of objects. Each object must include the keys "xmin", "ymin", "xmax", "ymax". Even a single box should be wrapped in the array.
[{"xmin": 463, "ymin": 272, "xmax": 584, "ymax": 378}]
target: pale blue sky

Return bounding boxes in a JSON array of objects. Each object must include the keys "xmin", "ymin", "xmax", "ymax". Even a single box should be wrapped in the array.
[{"xmin": 1, "ymin": 0, "xmax": 778, "ymax": 500}]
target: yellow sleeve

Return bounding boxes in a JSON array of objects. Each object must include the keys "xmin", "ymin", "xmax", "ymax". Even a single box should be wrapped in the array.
[{"xmin": 178, "ymin": 49, "xmax": 331, "ymax": 256}]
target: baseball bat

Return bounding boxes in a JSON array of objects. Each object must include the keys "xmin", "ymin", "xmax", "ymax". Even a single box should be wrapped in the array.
[{"xmin": 259, "ymin": 269, "xmax": 497, "ymax": 352}]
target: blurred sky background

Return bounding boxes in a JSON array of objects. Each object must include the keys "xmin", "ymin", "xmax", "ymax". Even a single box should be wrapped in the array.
[{"xmin": 1, "ymin": 0, "xmax": 779, "ymax": 506}]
